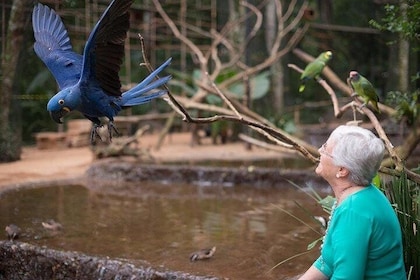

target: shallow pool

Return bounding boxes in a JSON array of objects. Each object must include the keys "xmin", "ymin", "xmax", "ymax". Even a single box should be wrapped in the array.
[{"xmin": 0, "ymin": 181, "xmax": 328, "ymax": 279}]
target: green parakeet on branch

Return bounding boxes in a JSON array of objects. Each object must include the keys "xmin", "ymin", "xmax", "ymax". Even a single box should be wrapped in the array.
[
  {"xmin": 299, "ymin": 51, "xmax": 333, "ymax": 93},
  {"xmin": 348, "ymin": 71, "xmax": 380, "ymax": 113}
]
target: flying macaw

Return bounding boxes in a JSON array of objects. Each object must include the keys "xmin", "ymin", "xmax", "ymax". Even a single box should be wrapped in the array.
[
  {"xmin": 32, "ymin": 0, "xmax": 171, "ymax": 143},
  {"xmin": 299, "ymin": 51, "xmax": 333, "ymax": 93},
  {"xmin": 348, "ymin": 71, "xmax": 380, "ymax": 113}
]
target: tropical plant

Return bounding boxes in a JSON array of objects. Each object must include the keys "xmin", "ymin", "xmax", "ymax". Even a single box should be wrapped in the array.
[
  {"xmin": 385, "ymin": 172, "xmax": 420, "ymax": 280},
  {"xmin": 386, "ymin": 89, "xmax": 419, "ymax": 126},
  {"xmin": 369, "ymin": 1, "xmax": 420, "ymax": 42}
]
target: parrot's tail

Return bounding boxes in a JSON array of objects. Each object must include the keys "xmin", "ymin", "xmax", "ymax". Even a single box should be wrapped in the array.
[
  {"xmin": 299, "ymin": 84, "xmax": 305, "ymax": 93},
  {"xmin": 120, "ymin": 58, "xmax": 172, "ymax": 107},
  {"xmin": 371, "ymin": 101, "xmax": 381, "ymax": 113}
]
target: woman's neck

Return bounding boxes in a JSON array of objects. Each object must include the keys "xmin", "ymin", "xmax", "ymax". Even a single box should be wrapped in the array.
[{"xmin": 333, "ymin": 182, "xmax": 364, "ymax": 204}]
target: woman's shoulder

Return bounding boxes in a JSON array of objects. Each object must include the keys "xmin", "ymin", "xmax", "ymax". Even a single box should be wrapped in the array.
[
  {"xmin": 338, "ymin": 185, "xmax": 394, "ymax": 216},
  {"xmin": 348, "ymin": 184, "xmax": 386, "ymax": 203}
]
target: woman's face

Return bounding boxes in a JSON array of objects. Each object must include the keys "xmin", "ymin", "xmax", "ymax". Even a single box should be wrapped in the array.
[{"xmin": 315, "ymin": 140, "xmax": 337, "ymax": 181}]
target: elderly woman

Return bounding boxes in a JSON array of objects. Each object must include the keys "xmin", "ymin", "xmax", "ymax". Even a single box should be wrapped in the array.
[{"xmin": 299, "ymin": 125, "xmax": 406, "ymax": 280}]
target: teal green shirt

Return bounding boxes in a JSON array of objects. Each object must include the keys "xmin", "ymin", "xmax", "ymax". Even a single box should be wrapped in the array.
[{"xmin": 314, "ymin": 185, "xmax": 406, "ymax": 279}]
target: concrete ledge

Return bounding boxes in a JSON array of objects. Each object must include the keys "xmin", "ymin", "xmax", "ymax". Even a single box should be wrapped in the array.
[
  {"xmin": 85, "ymin": 160, "xmax": 325, "ymax": 189},
  {"xmin": 0, "ymin": 241, "xmax": 218, "ymax": 280}
]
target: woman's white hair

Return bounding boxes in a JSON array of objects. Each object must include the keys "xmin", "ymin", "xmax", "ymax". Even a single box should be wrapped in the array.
[{"xmin": 329, "ymin": 125, "xmax": 385, "ymax": 186}]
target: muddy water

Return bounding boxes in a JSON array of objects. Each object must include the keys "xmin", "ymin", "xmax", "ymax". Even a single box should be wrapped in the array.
[{"xmin": 0, "ymin": 182, "xmax": 329, "ymax": 279}]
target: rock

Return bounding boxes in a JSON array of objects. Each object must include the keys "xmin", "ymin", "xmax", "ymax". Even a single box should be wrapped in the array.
[{"xmin": 0, "ymin": 241, "xmax": 219, "ymax": 280}]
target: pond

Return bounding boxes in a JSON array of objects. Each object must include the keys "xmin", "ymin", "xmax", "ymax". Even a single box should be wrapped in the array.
[{"xmin": 0, "ymin": 180, "xmax": 329, "ymax": 279}]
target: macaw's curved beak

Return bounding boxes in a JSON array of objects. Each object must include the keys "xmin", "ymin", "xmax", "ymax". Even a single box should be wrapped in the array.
[{"xmin": 49, "ymin": 107, "xmax": 70, "ymax": 124}]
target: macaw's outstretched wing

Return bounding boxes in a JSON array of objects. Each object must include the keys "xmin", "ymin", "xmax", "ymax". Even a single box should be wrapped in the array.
[
  {"xmin": 32, "ymin": 3, "xmax": 82, "ymax": 89},
  {"xmin": 80, "ymin": 0, "xmax": 134, "ymax": 97}
]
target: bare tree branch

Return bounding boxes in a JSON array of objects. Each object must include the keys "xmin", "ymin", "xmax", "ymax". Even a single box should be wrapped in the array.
[
  {"xmin": 141, "ymin": 1, "xmax": 420, "ymax": 184},
  {"xmin": 151, "ymin": 0, "xmax": 206, "ymax": 67}
]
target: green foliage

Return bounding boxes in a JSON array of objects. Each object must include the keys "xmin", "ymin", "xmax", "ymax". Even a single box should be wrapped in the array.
[
  {"xmin": 385, "ymin": 72, "xmax": 420, "ymax": 126},
  {"xmin": 168, "ymin": 68, "xmax": 270, "ymax": 105},
  {"xmin": 386, "ymin": 90, "xmax": 419, "ymax": 126},
  {"xmin": 228, "ymin": 71, "xmax": 271, "ymax": 101},
  {"xmin": 369, "ymin": 1, "xmax": 420, "ymax": 42},
  {"xmin": 167, "ymin": 69, "xmax": 198, "ymax": 96},
  {"xmin": 385, "ymin": 173, "xmax": 420, "ymax": 279},
  {"xmin": 279, "ymin": 118, "xmax": 297, "ymax": 135},
  {"xmin": 20, "ymin": 98, "xmax": 55, "ymax": 141}
]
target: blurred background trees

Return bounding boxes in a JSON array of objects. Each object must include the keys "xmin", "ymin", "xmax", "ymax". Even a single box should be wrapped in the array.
[{"xmin": 0, "ymin": 0, "xmax": 418, "ymax": 162}]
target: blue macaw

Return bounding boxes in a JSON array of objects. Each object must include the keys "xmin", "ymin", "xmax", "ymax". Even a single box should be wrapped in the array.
[{"xmin": 32, "ymin": 0, "xmax": 171, "ymax": 143}]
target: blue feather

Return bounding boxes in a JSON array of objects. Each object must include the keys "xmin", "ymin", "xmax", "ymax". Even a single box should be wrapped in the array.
[
  {"xmin": 32, "ymin": 0, "xmax": 171, "ymax": 143},
  {"xmin": 120, "ymin": 58, "xmax": 172, "ymax": 107}
]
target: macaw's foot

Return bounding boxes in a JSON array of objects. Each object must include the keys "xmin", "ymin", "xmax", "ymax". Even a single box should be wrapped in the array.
[
  {"xmin": 90, "ymin": 124, "xmax": 104, "ymax": 145},
  {"xmin": 89, "ymin": 122, "xmax": 120, "ymax": 144},
  {"xmin": 107, "ymin": 121, "xmax": 120, "ymax": 142}
]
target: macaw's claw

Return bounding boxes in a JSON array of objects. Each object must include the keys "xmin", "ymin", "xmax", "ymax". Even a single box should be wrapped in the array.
[
  {"xmin": 90, "ymin": 122, "xmax": 120, "ymax": 144},
  {"xmin": 90, "ymin": 124, "xmax": 104, "ymax": 145},
  {"xmin": 107, "ymin": 121, "xmax": 121, "ymax": 142}
]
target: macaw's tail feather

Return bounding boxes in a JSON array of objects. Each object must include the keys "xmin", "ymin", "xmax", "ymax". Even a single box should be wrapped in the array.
[
  {"xmin": 120, "ymin": 58, "xmax": 172, "ymax": 107},
  {"xmin": 122, "ymin": 88, "xmax": 168, "ymax": 107}
]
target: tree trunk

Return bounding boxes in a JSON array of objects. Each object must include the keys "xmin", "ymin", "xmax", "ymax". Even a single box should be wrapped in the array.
[
  {"xmin": 0, "ymin": 0, "xmax": 30, "ymax": 162},
  {"xmin": 265, "ymin": 0, "xmax": 284, "ymax": 111},
  {"xmin": 397, "ymin": 1, "xmax": 409, "ymax": 92},
  {"xmin": 317, "ymin": 0, "xmax": 333, "ymax": 23}
]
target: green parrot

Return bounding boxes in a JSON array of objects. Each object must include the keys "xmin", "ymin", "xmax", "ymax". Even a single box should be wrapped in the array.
[
  {"xmin": 348, "ymin": 71, "xmax": 380, "ymax": 113},
  {"xmin": 299, "ymin": 51, "xmax": 333, "ymax": 93}
]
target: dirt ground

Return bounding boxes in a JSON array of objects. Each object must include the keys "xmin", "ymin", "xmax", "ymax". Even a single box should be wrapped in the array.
[{"xmin": 0, "ymin": 132, "xmax": 287, "ymax": 190}]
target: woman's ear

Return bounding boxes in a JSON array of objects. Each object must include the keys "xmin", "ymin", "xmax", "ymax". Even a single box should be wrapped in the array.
[{"xmin": 336, "ymin": 167, "xmax": 349, "ymax": 178}]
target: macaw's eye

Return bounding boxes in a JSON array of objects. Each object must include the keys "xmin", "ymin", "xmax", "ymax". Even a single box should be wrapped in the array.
[{"xmin": 58, "ymin": 99, "xmax": 65, "ymax": 105}]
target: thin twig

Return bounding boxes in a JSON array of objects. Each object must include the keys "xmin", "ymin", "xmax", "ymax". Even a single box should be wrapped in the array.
[
  {"xmin": 239, "ymin": 133, "xmax": 294, "ymax": 151},
  {"xmin": 137, "ymin": 33, "xmax": 191, "ymax": 122},
  {"xmin": 206, "ymin": 72, "xmax": 242, "ymax": 118}
]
